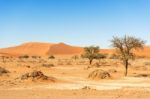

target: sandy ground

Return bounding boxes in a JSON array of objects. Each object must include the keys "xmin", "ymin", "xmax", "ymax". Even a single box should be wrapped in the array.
[
  {"xmin": 1, "ymin": 88, "xmax": 150, "ymax": 99},
  {"xmin": 0, "ymin": 57, "xmax": 150, "ymax": 99}
]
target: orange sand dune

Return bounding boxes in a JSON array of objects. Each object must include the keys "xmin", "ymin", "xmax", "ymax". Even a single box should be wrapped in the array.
[
  {"xmin": 101, "ymin": 46, "xmax": 150, "ymax": 58},
  {"xmin": 100, "ymin": 49, "xmax": 114, "ymax": 55},
  {"xmin": 0, "ymin": 42, "xmax": 55, "ymax": 56},
  {"xmin": 47, "ymin": 43, "xmax": 83, "ymax": 55},
  {"xmin": 0, "ymin": 42, "xmax": 83, "ymax": 56},
  {"xmin": 0, "ymin": 42, "xmax": 149, "ymax": 57},
  {"xmin": 134, "ymin": 46, "xmax": 150, "ymax": 57}
]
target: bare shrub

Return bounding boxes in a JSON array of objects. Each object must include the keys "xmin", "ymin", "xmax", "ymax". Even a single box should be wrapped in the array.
[
  {"xmin": 48, "ymin": 55, "xmax": 55, "ymax": 59},
  {"xmin": 0, "ymin": 67, "xmax": 10, "ymax": 76},
  {"xmin": 32, "ymin": 56, "xmax": 41, "ymax": 59},
  {"xmin": 134, "ymin": 74, "xmax": 150, "ymax": 77},
  {"xmin": 42, "ymin": 64, "xmax": 54, "ymax": 68},
  {"xmin": 20, "ymin": 70, "xmax": 56, "ymax": 82},
  {"xmin": 88, "ymin": 69, "xmax": 111, "ymax": 80},
  {"xmin": 19, "ymin": 55, "xmax": 29, "ymax": 59}
]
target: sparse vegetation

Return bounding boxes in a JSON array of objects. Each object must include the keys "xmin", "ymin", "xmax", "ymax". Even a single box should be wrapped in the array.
[
  {"xmin": 48, "ymin": 55, "xmax": 55, "ymax": 59},
  {"xmin": 0, "ymin": 67, "xmax": 10, "ymax": 76},
  {"xmin": 88, "ymin": 69, "xmax": 111, "ymax": 80},
  {"xmin": 134, "ymin": 74, "xmax": 150, "ymax": 77},
  {"xmin": 20, "ymin": 70, "xmax": 56, "ymax": 82},
  {"xmin": 111, "ymin": 35, "xmax": 145, "ymax": 76},
  {"xmin": 19, "ymin": 55, "xmax": 29, "ymax": 59},
  {"xmin": 82, "ymin": 86, "xmax": 93, "ymax": 90},
  {"xmin": 42, "ymin": 63, "xmax": 54, "ymax": 68},
  {"xmin": 72, "ymin": 55, "xmax": 79, "ymax": 60},
  {"xmin": 81, "ymin": 46, "xmax": 105, "ymax": 65},
  {"xmin": 96, "ymin": 54, "xmax": 107, "ymax": 59},
  {"xmin": 32, "ymin": 56, "xmax": 41, "ymax": 59}
]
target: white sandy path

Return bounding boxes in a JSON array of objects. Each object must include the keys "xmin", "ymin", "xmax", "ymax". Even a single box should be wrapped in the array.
[
  {"xmin": 45, "ymin": 77, "xmax": 150, "ymax": 90},
  {"xmin": 4, "ymin": 77, "xmax": 150, "ymax": 91}
]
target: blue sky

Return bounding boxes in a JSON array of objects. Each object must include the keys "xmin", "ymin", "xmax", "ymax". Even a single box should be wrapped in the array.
[{"xmin": 0, "ymin": 0, "xmax": 150, "ymax": 48}]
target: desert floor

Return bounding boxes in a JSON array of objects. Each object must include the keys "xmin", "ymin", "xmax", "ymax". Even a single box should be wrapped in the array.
[{"xmin": 0, "ymin": 57, "xmax": 150, "ymax": 99}]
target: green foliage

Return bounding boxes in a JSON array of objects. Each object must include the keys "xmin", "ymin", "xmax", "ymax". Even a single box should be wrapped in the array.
[
  {"xmin": 95, "ymin": 53, "xmax": 107, "ymax": 59},
  {"xmin": 81, "ymin": 46, "xmax": 105, "ymax": 64}
]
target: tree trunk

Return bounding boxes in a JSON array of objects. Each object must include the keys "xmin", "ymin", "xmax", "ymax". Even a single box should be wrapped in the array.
[
  {"xmin": 89, "ymin": 59, "xmax": 93, "ymax": 65},
  {"xmin": 124, "ymin": 59, "xmax": 128, "ymax": 76}
]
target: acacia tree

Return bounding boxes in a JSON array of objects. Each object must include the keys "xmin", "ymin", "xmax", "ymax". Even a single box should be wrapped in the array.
[
  {"xmin": 81, "ymin": 46, "xmax": 103, "ymax": 65},
  {"xmin": 111, "ymin": 35, "xmax": 145, "ymax": 76}
]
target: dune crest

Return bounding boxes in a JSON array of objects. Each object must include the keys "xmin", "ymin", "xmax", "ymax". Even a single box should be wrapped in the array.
[
  {"xmin": 0, "ymin": 42, "xmax": 149, "ymax": 57},
  {"xmin": 0, "ymin": 42, "xmax": 83, "ymax": 56}
]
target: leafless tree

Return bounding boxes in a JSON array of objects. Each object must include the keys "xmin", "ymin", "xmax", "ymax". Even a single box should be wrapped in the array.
[{"xmin": 111, "ymin": 35, "xmax": 145, "ymax": 76}]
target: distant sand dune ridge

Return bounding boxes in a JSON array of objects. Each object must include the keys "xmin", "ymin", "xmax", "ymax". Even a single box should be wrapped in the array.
[{"xmin": 0, "ymin": 42, "xmax": 150, "ymax": 57}]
